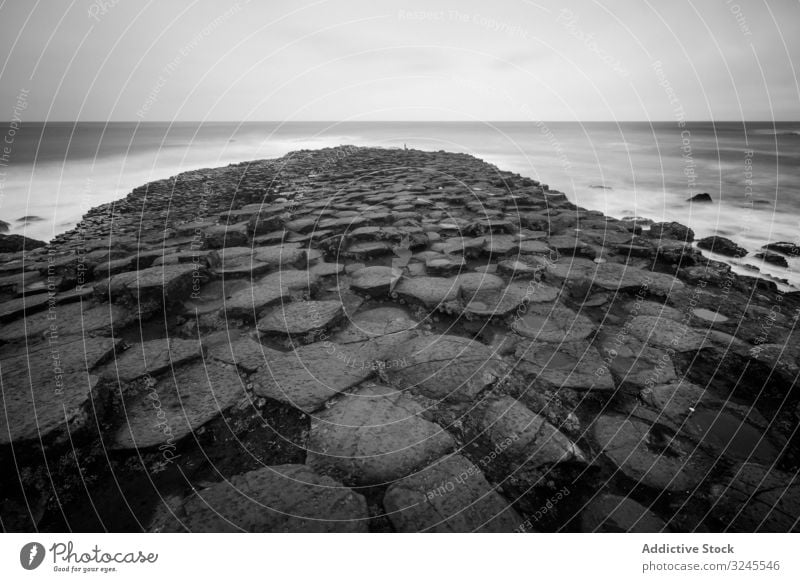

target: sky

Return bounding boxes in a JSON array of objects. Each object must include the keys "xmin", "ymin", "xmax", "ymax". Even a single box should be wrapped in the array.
[{"xmin": 0, "ymin": 0, "xmax": 798, "ymax": 122}]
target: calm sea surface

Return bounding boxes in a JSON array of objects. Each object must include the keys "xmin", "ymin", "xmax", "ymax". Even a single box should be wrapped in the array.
[{"xmin": 1, "ymin": 121, "xmax": 799, "ymax": 284}]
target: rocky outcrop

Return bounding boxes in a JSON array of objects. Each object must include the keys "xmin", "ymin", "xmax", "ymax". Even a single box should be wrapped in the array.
[
  {"xmin": 2, "ymin": 145, "xmax": 798, "ymax": 533},
  {"xmin": 696, "ymin": 235, "xmax": 748, "ymax": 258},
  {"xmin": 0, "ymin": 233, "xmax": 46, "ymax": 252}
]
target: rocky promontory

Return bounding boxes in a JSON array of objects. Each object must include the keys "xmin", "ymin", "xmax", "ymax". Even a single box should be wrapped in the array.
[{"xmin": 1, "ymin": 146, "xmax": 798, "ymax": 533}]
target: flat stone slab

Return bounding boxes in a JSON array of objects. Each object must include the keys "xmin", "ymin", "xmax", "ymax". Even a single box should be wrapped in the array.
[
  {"xmin": 581, "ymin": 494, "xmax": 667, "ymax": 532},
  {"xmin": 0, "ymin": 302, "xmax": 133, "ymax": 343},
  {"xmin": 513, "ymin": 340, "xmax": 615, "ymax": 391},
  {"xmin": 455, "ymin": 272, "xmax": 505, "ymax": 301},
  {"xmin": 383, "ymin": 454, "xmax": 524, "ymax": 532},
  {"xmin": 0, "ymin": 293, "xmax": 52, "ymax": 322},
  {"xmin": 252, "ymin": 243, "xmax": 305, "ymax": 267},
  {"xmin": 306, "ymin": 384, "xmax": 455, "ymax": 485},
  {"xmin": 101, "ymin": 338, "xmax": 204, "ymax": 383},
  {"xmin": 590, "ymin": 262, "xmax": 684, "ymax": 296},
  {"xmin": 386, "ymin": 334, "xmax": 508, "ymax": 402},
  {"xmin": 95, "ymin": 263, "xmax": 206, "ymax": 315},
  {"xmin": 349, "ymin": 266, "xmax": 402, "ymax": 297},
  {"xmin": 251, "ymin": 343, "xmax": 375, "ymax": 413},
  {"xmin": 597, "ymin": 332, "xmax": 676, "ymax": 387},
  {"xmin": 481, "ymin": 396, "xmax": 584, "ymax": 466},
  {"xmin": 628, "ymin": 315, "xmax": 707, "ymax": 351},
  {"xmin": 511, "ymin": 301, "xmax": 595, "ymax": 342},
  {"xmin": 309, "ymin": 262, "xmax": 344, "ymax": 277},
  {"xmin": 593, "ymin": 415, "xmax": 712, "ymax": 492},
  {"xmin": 711, "ymin": 463, "xmax": 800, "ymax": 532},
  {"xmin": 0, "ymin": 336, "xmax": 120, "ymax": 445},
  {"xmin": 113, "ymin": 362, "xmax": 246, "ymax": 450},
  {"xmin": 165, "ymin": 465, "xmax": 369, "ymax": 532},
  {"xmin": 394, "ymin": 276, "xmax": 460, "ymax": 309},
  {"xmin": 257, "ymin": 300, "xmax": 344, "ymax": 337}
]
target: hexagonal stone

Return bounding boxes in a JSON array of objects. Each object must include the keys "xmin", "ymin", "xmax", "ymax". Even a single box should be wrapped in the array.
[
  {"xmin": 383, "ymin": 454, "xmax": 524, "ymax": 532},
  {"xmin": 590, "ymin": 262, "xmax": 684, "ymax": 296},
  {"xmin": 455, "ymin": 272, "xmax": 505, "ymax": 301},
  {"xmin": 203, "ymin": 223, "xmax": 249, "ymax": 249},
  {"xmin": 220, "ymin": 284, "xmax": 293, "ymax": 321},
  {"xmin": 628, "ymin": 315, "xmax": 707, "ymax": 351},
  {"xmin": 101, "ymin": 338, "xmax": 204, "ymax": 383},
  {"xmin": 511, "ymin": 302, "xmax": 595, "ymax": 342},
  {"xmin": 544, "ymin": 257, "xmax": 597, "ymax": 282},
  {"xmin": 581, "ymin": 495, "xmax": 667, "ymax": 532},
  {"xmin": 349, "ymin": 266, "xmax": 401, "ymax": 297},
  {"xmin": 592, "ymin": 415, "xmax": 712, "ymax": 492},
  {"xmin": 113, "ymin": 362, "xmax": 246, "ymax": 450},
  {"xmin": 309, "ymin": 262, "xmax": 344, "ymax": 277},
  {"xmin": 711, "ymin": 463, "xmax": 800, "ymax": 532},
  {"xmin": 0, "ymin": 302, "xmax": 133, "ymax": 344},
  {"xmin": 0, "ymin": 336, "xmax": 120, "ymax": 446},
  {"xmin": 497, "ymin": 258, "xmax": 544, "ymax": 279},
  {"xmin": 386, "ymin": 335, "xmax": 508, "ymax": 402},
  {"xmin": 95, "ymin": 263, "xmax": 207, "ymax": 315},
  {"xmin": 251, "ymin": 343, "xmax": 374, "ymax": 413},
  {"xmin": 394, "ymin": 276, "xmax": 460, "ymax": 308},
  {"xmin": 481, "ymin": 396, "xmax": 584, "ymax": 466},
  {"xmin": 163, "ymin": 465, "xmax": 368, "ymax": 532},
  {"xmin": 252, "ymin": 243, "xmax": 305, "ymax": 267},
  {"xmin": 257, "ymin": 300, "xmax": 344, "ymax": 337},
  {"xmin": 306, "ymin": 384, "xmax": 455, "ymax": 485},
  {"xmin": 597, "ymin": 332, "xmax": 676, "ymax": 387},
  {"xmin": 425, "ymin": 255, "xmax": 466, "ymax": 277},
  {"xmin": 513, "ymin": 340, "xmax": 615, "ymax": 391},
  {"xmin": 0, "ymin": 293, "xmax": 52, "ymax": 322},
  {"xmin": 345, "ymin": 240, "xmax": 393, "ymax": 259}
]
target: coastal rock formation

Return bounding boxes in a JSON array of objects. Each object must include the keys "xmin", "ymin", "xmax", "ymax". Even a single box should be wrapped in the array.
[
  {"xmin": 2, "ymin": 146, "xmax": 799, "ymax": 533},
  {"xmin": 697, "ymin": 235, "xmax": 748, "ymax": 258},
  {"xmin": 687, "ymin": 192, "xmax": 713, "ymax": 203}
]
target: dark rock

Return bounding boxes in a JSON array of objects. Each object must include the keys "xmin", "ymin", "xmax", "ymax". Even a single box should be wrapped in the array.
[
  {"xmin": 761, "ymin": 241, "xmax": 800, "ymax": 257},
  {"xmin": 163, "ymin": 465, "xmax": 369, "ymax": 532},
  {"xmin": 306, "ymin": 383, "xmax": 455, "ymax": 485},
  {"xmin": 648, "ymin": 221, "xmax": 695, "ymax": 243},
  {"xmin": 687, "ymin": 192, "xmax": 713, "ymax": 203},
  {"xmin": 383, "ymin": 454, "xmax": 524, "ymax": 532},
  {"xmin": 0, "ymin": 219, "xmax": 9, "ymax": 233},
  {"xmin": 755, "ymin": 251, "xmax": 789, "ymax": 268},
  {"xmin": 697, "ymin": 236, "xmax": 748, "ymax": 258},
  {"xmin": 0, "ymin": 234, "xmax": 46, "ymax": 253}
]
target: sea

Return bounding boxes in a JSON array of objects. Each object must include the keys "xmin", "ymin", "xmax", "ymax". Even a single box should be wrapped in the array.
[{"xmin": 1, "ymin": 121, "xmax": 798, "ymax": 287}]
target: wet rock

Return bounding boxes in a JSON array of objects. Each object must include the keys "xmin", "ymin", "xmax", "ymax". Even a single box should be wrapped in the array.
[
  {"xmin": 383, "ymin": 454, "xmax": 524, "ymax": 532},
  {"xmin": 0, "ymin": 336, "xmax": 120, "ymax": 446},
  {"xmin": 203, "ymin": 223, "xmax": 249, "ymax": 249},
  {"xmin": 112, "ymin": 361, "xmax": 246, "ymax": 450},
  {"xmin": 250, "ymin": 343, "xmax": 375, "ymax": 413},
  {"xmin": 710, "ymin": 464, "xmax": 800, "ymax": 532},
  {"xmin": 394, "ymin": 276, "xmax": 460, "ymax": 309},
  {"xmin": 164, "ymin": 465, "xmax": 368, "ymax": 532},
  {"xmin": 252, "ymin": 243, "xmax": 305, "ymax": 268},
  {"xmin": 593, "ymin": 415, "xmax": 712, "ymax": 491},
  {"xmin": 455, "ymin": 272, "xmax": 506, "ymax": 301},
  {"xmin": 628, "ymin": 315, "xmax": 707, "ymax": 351},
  {"xmin": 697, "ymin": 236, "xmax": 748, "ymax": 258},
  {"xmin": 513, "ymin": 340, "xmax": 614, "ymax": 391},
  {"xmin": 687, "ymin": 193, "xmax": 713, "ymax": 203},
  {"xmin": 754, "ymin": 251, "xmax": 789, "ymax": 268},
  {"xmin": 761, "ymin": 241, "xmax": 800, "ymax": 257},
  {"xmin": 0, "ymin": 293, "xmax": 52, "ymax": 322},
  {"xmin": 386, "ymin": 335, "xmax": 508, "ymax": 402},
  {"xmin": 591, "ymin": 262, "xmax": 684, "ymax": 296},
  {"xmin": 648, "ymin": 222, "xmax": 694, "ymax": 243},
  {"xmin": 425, "ymin": 256, "xmax": 466, "ymax": 277},
  {"xmin": 597, "ymin": 332, "xmax": 676, "ymax": 388},
  {"xmin": 581, "ymin": 495, "xmax": 667, "ymax": 532},
  {"xmin": 95, "ymin": 264, "xmax": 207, "ymax": 316},
  {"xmin": 306, "ymin": 384, "xmax": 455, "ymax": 485},
  {"xmin": 349, "ymin": 266, "xmax": 401, "ymax": 297},
  {"xmin": 0, "ymin": 234, "xmax": 46, "ymax": 253},
  {"xmin": 257, "ymin": 300, "xmax": 344, "ymax": 338},
  {"xmin": 511, "ymin": 302, "xmax": 595, "ymax": 342},
  {"xmin": 481, "ymin": 396, "xmax": 584, "ymax": 466},
  {"xmin": 497, "ymin": 258, "xmax": 544, "ymax": 279},
  {"xmin": 101, "ymin": 338, "xmax": 204, "ymax": 383}
]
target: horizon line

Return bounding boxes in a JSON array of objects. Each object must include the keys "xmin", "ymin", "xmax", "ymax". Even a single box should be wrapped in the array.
[{"xmin": 4, "ymin": 119, "xmax": 798, "ymax": 124}]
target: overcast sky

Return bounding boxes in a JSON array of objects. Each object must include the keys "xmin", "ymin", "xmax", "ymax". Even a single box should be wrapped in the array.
[{"xmin": 0, "ymin": 0, "xmax": 798, "ymax": 121}]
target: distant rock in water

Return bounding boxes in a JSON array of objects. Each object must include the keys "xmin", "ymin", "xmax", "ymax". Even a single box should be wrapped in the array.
[
  {"xmin": 762, "ymin": 242, "xmax": 800, "ymax": 257},
  {"xmin": 0, "ymin": 220, "xmax": 9, "ymax": 233},
  {"xmin": 0, "ymin": 233, "xmax": 46, "ymax": 253},
  {"xmin": 589, "ymin": 184, "xmax": 612, "ymax": 190},
  {"xmin": 755, "ymin": 251, "xmax": 789, "ymax": 268},
  {"xmin": 697, "ymin": 236, "xmax": 748, "ymax": 258},
  {"xmin": 687, "ymin": 192, "xmax": 713, "ymax": 203},
  {"xmin": 16, "ymin": 215, "xmax": 45, "ymax": 224}
]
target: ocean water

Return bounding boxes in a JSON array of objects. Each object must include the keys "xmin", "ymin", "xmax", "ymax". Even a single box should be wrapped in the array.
[{"xmin": 1, "ymin": 121, "xmax": 799, "ymax": 285}]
